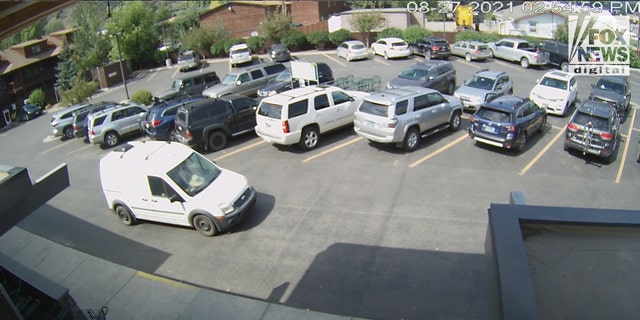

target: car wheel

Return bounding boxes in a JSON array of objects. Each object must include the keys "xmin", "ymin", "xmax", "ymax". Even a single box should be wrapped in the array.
[
  {"xmin": 208, "ymin": 130, "xmax": 227, "ymax": 151},
  {"xmin": 561, "ymin": 62, "xmax": 569, "ymax": 72},
  {"xmin": 449, "ymin": 111, "xmax": 461, "ymax": 131},
  {"xmin": 193, "ymin": 215, "xmax": 218, "ymax": 237},
  {"xmin": 346, "ymin": 55, "xmax": 351, "ymax": 62},
  {"xmin": 520, "ymin": 57, "xmax": 530, "ymax": 68},
  {"xmin": 465, "ymin": 53, "xmax": 472, "ymax": 62},
  {"xmin": 489, "ymin": 49, "xmax": 494, "ymax": 58},
  {"xmin": 605, "ymin": 139, "xmax": 619, "ymax": 164},
  {"xmin": 508, "ymin": 88, "xmax": 513, "ymax": 95},
  {"xmin": 538, "ymin": 115, "xmax": 546, "ymax": 133},
  {"xmin": 403, "ymin": 127, "xmax": 420, "ymax": 152},
  {"xmin": 447, "ymin": 81, "xmax": 455, "ymax": 95},
  {"xmin": 104, "ymin": 131, "xmax": 120, "ymax": 148},
  {"xmin": 115, "ymin": 205, "xmax": 135, "ymax": 226},
  {"xmin": 63, "ymin": 126, "xmax": 74, "ymax": 139},
  {"xmin": 384, "ymin": 51, "xmax": 389, "ymax": 60},
  {"xmin": 168, "ymin": 128, "xmax": 178, "ymax": 141},
  {"xmin": 425, "ymin": 50, "xmax": 432, "ymax": 60},
  {"xmin": 517, "ymin": 133, "xmax": 527, "ymax": 153},
  {"xmin": 299, "ymin": 126, "xmax": 320, "ymax": 150}
]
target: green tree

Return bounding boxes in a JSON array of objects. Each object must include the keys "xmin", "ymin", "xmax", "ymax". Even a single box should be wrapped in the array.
[
  {"xmin": 553, "ymin": 23, "xmax": 568, "ymax": 43},
  {"xmin": 55, "ymin": 44, "xmax": 77, "ymax": 93},
  {"xmin": 61, "ymin": 78, "xmax": 98, "ymax": 106},
  {"xmin": 282, "ymin": 30, "xmax": 308, "ymax": 51},
  {"xmin": 350, "ymin": 11, "xmax": 385, "ymax": 47},
  {"xmin": 246, "ymin": 36, "xmax": 266, "ymax": 53},
  {"xmin": 259, "ymin": 10, "xmax": 292, "ymax": 43},
  {"xmin": 403, "ymin": 25, "xmax": 431, "ymax": 44},
  {"xmin": 328, "ymin": 28, "xmax": 352, "ymax": 46},
  {"xmin": 44, "ymin": 16, "xmax": 65, "ymax": 34},
  {"xmin": 377, "ymin": 27, "xmax": 403, "ymax": 40},
  {"xmin": 183, "ymin": 26, "xmax": 216, "ymax": 58},
  {"xmin": 69, "ymin": 1, "xmax": 110, "ymax": 74},
  {"xmin": 131, "ymin": 90, "xmax": 152, "ymax": 105},
  {"xmin": 28, "ymin": 88, "xmax": 47, "ymax": 108},
  {"xmin": 307, "ymin": 30, "xmax": 330, "ymax": 49}
]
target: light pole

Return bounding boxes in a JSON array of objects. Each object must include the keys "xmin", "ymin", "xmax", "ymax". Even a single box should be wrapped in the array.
[{"xmin": 112, "ymin": 31, "xmax": 129, "ymax": 100}]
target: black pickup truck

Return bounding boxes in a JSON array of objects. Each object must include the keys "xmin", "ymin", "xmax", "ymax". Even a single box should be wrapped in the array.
[
  {"xmin": 538, "ymin": 40, "xmax": 569, "ymax": 71},
  {"xmin": 174, "ymin": 94, "xmax": 258, "ymax": 151}
]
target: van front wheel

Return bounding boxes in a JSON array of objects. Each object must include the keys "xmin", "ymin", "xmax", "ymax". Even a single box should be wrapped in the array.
[
  {"xmin": 115, "ymin": 205, "xmax": 135, "ymax": 226},
  {"xmin": 193, "ymin": 215, "xmax": 218, "ymax": 237}
]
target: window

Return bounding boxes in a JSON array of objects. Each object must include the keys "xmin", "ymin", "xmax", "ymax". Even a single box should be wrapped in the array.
[
  {"xmin": 250, "ymin": 70, "xmax": 264, "ymax": 80},
  {"xmin": 148, "ymin": 176, "xmax": 176, "ymax": 198},
  {"xmin": 331, "ymin": 91, "xmax": 352, "ymax": 105},
  {"xmin": 529, "ymin": 21, "xmax": 538, "ymax": 33},
  {"xmin": 232, "ymin": 97, "xmax": 255, "ymax": 113},
  {"xmin": 314, "ymin": 94, "xmax": 330, "ymax": 110},
  {"xmin": 264, "ymin": 64, "xmax": 286, "ymax": 75},
  {"xmin": 238, "ymin": 73, "xmax": 250, "ymax": 84},
  {"xmin": 204, "ymin": 74, "xmax": 218, "ymax": 84},
  {"xmin": 167, "ymin": 152, "xmax": 221, "ymax": 196},
  {"xmin": 437, "ymin": 65, "xmax": 452, "ymax": 76},
  {"xmin": 395, "ymin": 100, "xmax": 408, "ymax": 115},
  {"xmin": 288, "ymin": 99, "xmax": 308, "ymax": 118},
  {"xmin": 211, "ymin": 100, "xmax": 231, "ymax": 116},
  {"xmin": 112, "ymin": 110, "xmax": 126, "ymax": 120},
  {"xmin": 257, "ymin": 102, "xmax": 282, "ymax": 119},
  {"xmin": 164, "ymin": 106, "xmax": 179, "ymax": 117},
  {"xmin": 93, "ymin": 115, "xmax": 107, "ymax": 126},
  {"xmin": 413, "ymin": 94, "xmax": 429, "ymax": 111},
  {"xmin": 193, "ymin": 76, "xmax": 204, "ymax": 85},
  {"xmin": 125, "ymin": 106, "xmax": 144, "ymax": 116},
  {"xmin": 570, "ymin": 78, "xmax": 576, "ymax": 87},
  {"xmin": 427, "ymin": 92, "xmax": 446, "ymax": 106}
]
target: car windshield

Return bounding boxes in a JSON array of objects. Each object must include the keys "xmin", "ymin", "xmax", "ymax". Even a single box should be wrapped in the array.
[
  {"xmin": 221, "ymin": 74, "xmax": 238, "ymax": 85},
  {"xmin": 359, "ymin": 100, "xmax": 390, "ymax": 117},
  {"xmin": 466, "ymin": 76, "xmax": 495, "ymax": 90},
  {"xmin": 231, "ymin": 48, "xmax": 250, "ymax": 55},
  {"xmin": 171, "ymin": 80, "xmax": 182, "ymax": 90},
  {"xmin": 275, "ymin": 69, "xmax": 291, "ymax": 82},
  {"xmin": 539, "ymin": 77, "xmax": 568, "ymax": 90},
  {"xmin": 596, "ymin": 79, "xmax": 624, "ymax": 95},
  {"xmin": 167, "ymin": 152, "xmax": 221, "ymax": 197},
  {"xmin": 23, "ymin": 104, "xmax": 39, "ymax": 111},
  {"xmin": 352, "ymin": 44, "xmax": 365, "ymax": 50},
  {"xmin": 476, "ymin": 107, "xmax": 512, "ymax": 123},
  {"xmin": 257, "ymin": 102, "xmax": 283, "ymax": 119},
  {"xmin": 434, "ymin": 41, "xmax": 448, "ymax": 47},
  {"xmin": 572, "ymin": 112, "xmax": 610, "ymax": 131},
  {"xmin": 398, "ymin": 67, "xmax": 428, "ymax": 80},
  {"xmin": 392, "ymin": 41, "xmax": 407, "ymax": 47},
  {"xmin": 179, "ymin": 53, "xmax": 194, "ymax": 61}
]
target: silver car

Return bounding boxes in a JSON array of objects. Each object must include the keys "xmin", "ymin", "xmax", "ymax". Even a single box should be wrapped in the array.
[
  {"xmin": 450, "ymin": 41, "xmax": 492, "ymax": 62},
  {"xmin": 202, "ymin": 62, "xmax": 285, "ymax": 98},
  {"xmin": 336, "ymin": 40, "xmax": 369, "ymax": 62},
  {"xmin": 178, "ymin": 50, "xmax": 201, "ymax": 72},
  {"xmin": 50, "ymin": 102, "xmax": 91, "ymax": 139},
  {"xmin": 453, "ymin": 69, "xmax": 513, "ymax": 111},
  {"xmin": 87, "ymin": 104, "xmax": 148, "ymax": 147}
]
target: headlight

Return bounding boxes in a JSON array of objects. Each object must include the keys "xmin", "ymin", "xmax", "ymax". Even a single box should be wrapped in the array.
[
  {"xmin": 219, "ymin": 202, "xmax": 235, "ymax": 215},
  {"xmin": 386, "ymin": 82, "xmax": 394, "ymax": 89}
]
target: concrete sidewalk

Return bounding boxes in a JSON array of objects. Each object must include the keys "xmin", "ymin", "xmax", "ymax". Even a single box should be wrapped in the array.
[{"xmin": 0, "ymin": 227, "xmax": 366, "ymax": 320}]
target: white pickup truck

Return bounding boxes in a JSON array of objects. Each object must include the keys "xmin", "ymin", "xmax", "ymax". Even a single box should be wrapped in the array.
[{"xmin": 488, "ymin": 38, "xmax": 550, "ymax": 68}]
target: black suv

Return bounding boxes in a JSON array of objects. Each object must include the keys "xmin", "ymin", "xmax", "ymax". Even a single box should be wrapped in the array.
[
  {"xmin": 588, "ymin": 76, "xmax": 631, "ymax": 119},
  {"xmin": 387, "ymin": 60, "xmax": 456, "ymax": 94},
  {"xmin": 409, "ymin": 37, "xmax": 451, "ymax": 60},
  {"xmin": 257, "ymin": 63, "xmax": 334, "ymax": 98},
  {"xmin": 174, "ymin": 95, "xmax": 258, "ymax": 151},
  {"xmin": 564, "ymin": 100, "xmax": 620, "ymax": 163},
  {"xmin": 538, "ymin": 40, "xmax": 569, "ymax": 71},
  {"xmin": 468, "ymin": 95, "xmax": 547, "ymax": 153}
]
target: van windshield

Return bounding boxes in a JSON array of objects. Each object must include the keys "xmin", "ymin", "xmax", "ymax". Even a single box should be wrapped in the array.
[
  {"xmin": 167, "ymin": 152, "xmax": 221, "ymax": 197},
  {"xmin": 221, "ymin": 74, "xmax": 238, "ymax": 85}
]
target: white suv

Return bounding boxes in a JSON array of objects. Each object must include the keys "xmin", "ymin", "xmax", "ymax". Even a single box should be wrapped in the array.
[
  {"xmin": 255, "ymin": 85, "xmax": 368, "ymax": 150},
  {"xmin": 88, "ymin": 104, "xmax": 148, "ymax": 147},
  {"xmin": 529, "ymin": 70, "xmax": 578, "ymax": 116},
  {"xmin": 229, "ymin": 43, "xmax": 252, "ymax": 67}
]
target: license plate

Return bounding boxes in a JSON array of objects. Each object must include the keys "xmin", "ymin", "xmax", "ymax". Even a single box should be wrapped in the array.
[
  {"xmin": 483, "ymin": 125, "xmax": 496, "ymax": 134},
  {"xmin": 366, "ymin": 120, "xmax": 375, "ymax": 128}
]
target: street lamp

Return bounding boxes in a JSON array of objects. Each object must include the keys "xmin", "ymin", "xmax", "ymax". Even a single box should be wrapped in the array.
[{"xmin": 111, "ymin": 31, "xmax": 129, "ymax": 100}]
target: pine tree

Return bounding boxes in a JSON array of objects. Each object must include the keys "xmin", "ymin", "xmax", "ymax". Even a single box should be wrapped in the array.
[{"xmin": 55, "ymin": 44, "xmax": 77, "ymax": 93}]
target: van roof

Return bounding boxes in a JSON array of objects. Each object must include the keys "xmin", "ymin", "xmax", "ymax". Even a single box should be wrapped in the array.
[{"xmin": 101, "ymin": 141, "xmax": 193, "ymax": 174}]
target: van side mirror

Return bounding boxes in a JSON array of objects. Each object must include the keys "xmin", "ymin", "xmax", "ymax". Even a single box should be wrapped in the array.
[
  {"xmin": 169, "ymin": 193, "xmax": 184, "ymax": 203},
  {"xmin": 236, "ymin": 81, "xmax": 242, "ymax": 86},
  {"xmin": 428, "ymin": 76, "xmax": 435, "ymax": 81}
]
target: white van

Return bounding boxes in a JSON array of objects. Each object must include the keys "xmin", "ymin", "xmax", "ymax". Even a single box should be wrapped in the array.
[{"xmin": 99, "ymin": 141, "xmax": 256, "ymax": 236}]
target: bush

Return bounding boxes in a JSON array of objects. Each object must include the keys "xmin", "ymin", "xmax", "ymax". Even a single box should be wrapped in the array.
[
  {"xmin": 307, "ymin": 30, "xmax": 330, "ymax": 49},
  {"xmin": 455, "ymin": 30, "xmax": 501, "ymax": 43},
  {"xmin": 282, "ymin": 30, "xmax": 308, "ymax": 51},
  {"xmin": 131, "ymin": 90, "xmax": 152, "ymax": 106},
  {"xmin": 246, "ymin": 36, "xmax": 266, "ymax": 54},
  {"xmin": 402, "ymin": 25, "xmax": 432, "ymax": 45},
  {"xmin": 377, "ymin": 27, "xmax": 403, "ymax": 40},
  {"xmin": 61, "ymin": 78, "xmax": 98, "ymax": 105},
  {"xmin": 630, "ymin": 48, "xmax": 640, "ymax": 69},
  {"xmin": 329, "ymin": 28, "xmax": 352, "ymax": 46},
  {"xmin": 210, "ymin": 38, "xmax": 246, "ymax": 57},
  {"xmin": 28, "ymin": 88, "xmax": 47, "ymax": 107}
]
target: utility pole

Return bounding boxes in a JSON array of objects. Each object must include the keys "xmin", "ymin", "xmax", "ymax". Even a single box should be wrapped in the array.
[{"xmin": 112, "ymin": 32, "xmax": 129, "ymax": 100}]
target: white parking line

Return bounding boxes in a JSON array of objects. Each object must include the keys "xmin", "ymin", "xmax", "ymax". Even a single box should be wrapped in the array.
[
  {"xmin": 493, "ymin": 60, "xmax": 525, "ymax": 72},
  {"xmin": 172, "ymin": 68, "xmax": 179, "ymax": 78},
  {"xmin": 302, "ymin": 137, "xmax": 363, "ymax": 163},
  {"xmin": 40, "ymin": 140, "xmax": 72, "ymax": 155},
  {"xmin": 409, "ymin": 133, "xmax": 467, "ymax": 168},
  {"xmin": 213, "ymin": 140, "xmax": 265, "ymax": 162},
  {"xmin": 519, "ymin": 124, "xmax": 567, "ymax": 176},
  {"xmin": 323, "ymin": 53, "xmax": 346, "ymax": 67},
  {"xmin": 65, "ymin": 143, "xmax": 94, "ymax": 155},
  {"xmin": 373, "ymin": 57, "xmax": 390, "ymax": 66},
  {"xmin": 147, "ymin": 71, "xmax": 157, "ymax": 81},
  {"xmin": 455, "ymin": 59, "xmax": 481, "ymax": 69},
  {"xmin": 615, "ymin": 107, "xmax": 637, "ymax": 184}
]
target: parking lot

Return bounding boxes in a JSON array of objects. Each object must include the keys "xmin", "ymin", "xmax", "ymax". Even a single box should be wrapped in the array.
[{"xmin": 2, "ymin": 50, "xmax": 640, "ymax": 319}]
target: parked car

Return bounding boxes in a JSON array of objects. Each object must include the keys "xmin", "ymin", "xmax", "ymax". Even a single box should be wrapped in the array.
[
  {"xmin": 538, "ymin": 40, "xmax": 569, "ymax": 72},
  {"xmin": 51, "ymin": 102, "xmax": 91, "ymax": 139},
  {"xmin": 487, "ymin": 38, "xmax": 549, "ymax": 68},
  {"xmin": 141, "ymin": 95, "xmax": 206, "ymax": 141},
  {"xmin": 174, "ymin": 94, "xmax": 259, "ymax": 151},
  {"xmin": 336, "ymin": 40, "xmax": 369, "ymax": 62},
  {"xmin": 387, "ymin": 60, "xmax": 456, "ymax": 95},
  {"xmin": 529, "ymin": 70, "xmax": 578, "ymax": 116},
  {"xmin": 72, "ymin": 101, "xmax": 119, "ymax": 140},
  {"xmin": 371, "ymin": 37, "xmax": 411, "ymax": 59},
  {"xmin": 17, "ymin": 103, "xmax": 43, "ymax": 121},
  {"xmin": 353, "ymin": 86, "xmax": 463, "ymax": 152},
  {"xmin": 229, "ymin": 43, "xmax": 252, "ymax": 67},
  {"xmin": 410, "ymin": 37, "xmax": 451, "ymax": 60},
  {"xmin": 155, "ymin": 71, "xmax": 220, "ymax": 101},
  {"xmin": 202, "ymin": 62, "xmax": 286, "ymax": 98},
  {"xmin": 178, "ymin": 50, "xmax": 201, "ymax": 72},
  {"xmin": 99, "ymin": 141, "xmax": 256, "ymax": 236},
  {"xmin": 257, "ymin": 63, "xmax": 334, "ymax": 98},
  {"xmin": 454, "ymin": 69, "xmax": 513, "ymax": 111},
  {"xmin": 255, "ymin": 85, "xmax": 368, "ymax": 150},
  {"xmin": 450, "ymin": 41, "xmax": 491, "ymax": 62},
  {"xmin": 588, "ymin": 76, "xmax": 631, "ymax": 119},
  {"xmin": 267, "ymin": 43, "xmax": 291, "ymax": 62},
  {"xmin": 468, "ymin": 95, "xmax": 547, "ymax": 153},
  {"xmin": 87, "ymin": 104, "xmax": 148, "ymax": 148},
  {"xmin": 564, "ymin": 100, "xmax": 620, "ymax": 163}
]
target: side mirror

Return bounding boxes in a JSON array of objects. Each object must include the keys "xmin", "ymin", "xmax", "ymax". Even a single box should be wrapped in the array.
[
  {"xmin": 236, "ymin": 81, "xmax": 242, "ymax": 86},
  {"xmin": 169, "ymin": 193, "xmax": 184, "ymax": 203},
  {"xmin": 535, "ymin": 78, "xmax": 540, "ymax": 83},
  {"xmin": 428, "ymin": 76, "xmax": 435, "ymax": 81}
]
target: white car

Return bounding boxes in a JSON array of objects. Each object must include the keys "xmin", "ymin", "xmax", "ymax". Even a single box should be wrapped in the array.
[
  {"xmin": 370, "ymin": 37, "xmax": 411, "ymax": 59},
  {"xmin": 336, "ymin": 40, "xmax": 369, "ymax": 62},
  {"xmin": 229, "ymin": 43, "xmax": 252, "ymax": 67},
  {"xmin": 529, "ymin": 70, "xmax": 578, "ymax": 116}
]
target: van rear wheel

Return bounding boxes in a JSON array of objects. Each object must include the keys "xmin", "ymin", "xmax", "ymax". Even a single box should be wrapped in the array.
[
  {"xmin": 115, "ymin": 205, "xmax": 135, "ymax": 226},
  {"xmin": 193, "ymin": 215, "xmax": 217, "ymax": 237},
  {"xmin": 208, "ymin": 131, "xmax": 227, "ymax": 151}
]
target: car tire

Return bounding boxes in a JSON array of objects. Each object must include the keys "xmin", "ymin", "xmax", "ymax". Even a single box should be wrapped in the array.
[
  {"xmin": 115, "ymin": 205, "xmax": 136, "ymax": 226},
  {"xmin": 520, "ymin": 57, "xmax": 530, "ymax": 68},
  {"xmin": 299, "ymin": 126, "xmax": 320, "ymax": 150},
  {"xmin": 449, "ymin": 111, "xmax": 461, "ymax": 131},
  {"xmin": 104, "ymin": 131, "xmax": 120, "ymax": 148},
  {"xmin": 168, "ymin": 128, "xmax": 178, "ymax": 141},
  {"xmin": 562, "ymin": 101, "xmax": 570, "ymax": 117},
  {"xmin": 63, "ymin": 126, "xmax": 74, "ymax": 139},
  {"xmin": 193, "ymin": 215, "xmax": 218, "ymax": 237},
  {"xmin": 384, "ymin": 51, "xmax": 389, "ymax": 60},
  {"xmin": 208, "ymin": 130, "xmax": 227, "ymax": 151},
  {"xmin": 508, "ymin": 88, "xmax": 513, "ymax": 95},
  {"xmin": 447, "ymin": 81, "xmax": 455, "ymax": 95},
  {"xmin": 517, "ymin": 133, "xmax": 527, "ymax": 153},
  {"xmin": 489, "ymin": 49, "xmax": 494, "ymax": 58},
  {"xmin": 465, "ymin": 53, "xmax": 472, "ymax": 62},
  {"xmin": 605, "ymin": 139, "xmax": 619, "ymax": 164},
  {"xmin": 425, "ymin": 50, "xmax": 432, "ymax": 60},
  {"xmin": 538, "ymin": 116, "xmax": 546, "ymax": 133},
  {"xmin": 403, "ymin": 127, "xmax": 420, "ymax": 152},
  {"xmin": 561, "ymin": 62, "xmax": 569, "ymax": 72}
]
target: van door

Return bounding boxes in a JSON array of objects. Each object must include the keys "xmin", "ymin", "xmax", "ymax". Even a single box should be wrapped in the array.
[
  {"xmin": 190, "ymin": 76, "xmax": 206, "ymax": 95},
  {"xmin": 137, "ymin": 176, "xmax": 189, "ymax": 226},
  {"xmin": 236, "ymin": 73, "xmax": 252, "ymax": 96},
  {"xmin": 330, "ymin": 90, "xmax": 356, "ymax": 127},
  {"xmin": 247, "ymin": 69, "xmax": 266, "ymax": 96},
  {"xmin": 122, "ymin": 106, "xmax": 147, "ymax": 134},
  {"xmin": 230, "ymin": 97, "xmax": 258, "ymax": 134}
]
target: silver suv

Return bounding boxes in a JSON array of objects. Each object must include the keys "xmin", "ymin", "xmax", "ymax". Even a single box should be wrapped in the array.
[
  {"xmin": 354, "ymin": 86, "xmax": 463, "ymax": 152},
  {"xmin": 87, "ymin": 104, "xmax": 148, "ymax": 147},
  {"xmin": 202, "ymin": 62, "xmax": 285, "ymax": 98},
  {"xmin": 453, "ymin": 69, "xmax": 513, "ymax": 111},
  {"xmin": 50, "ymin": 102, "xmax": 91, "ymax": 139}
]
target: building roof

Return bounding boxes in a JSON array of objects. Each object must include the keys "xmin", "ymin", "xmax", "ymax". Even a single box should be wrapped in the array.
[
  {"xmin": 0, "ymin": 39, "xmax": 62, "ymax": 75},
  {"xmin": 208, "ymin": 0, "xmax": 290, "ymax": 11}
]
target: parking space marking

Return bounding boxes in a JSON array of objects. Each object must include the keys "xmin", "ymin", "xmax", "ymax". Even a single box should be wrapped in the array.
[
  {"xmin": 302, "ymin": 136, "xmax": 363, "ymax": 163},
  {"xmin": 551, "ymin": 125, "xmax": 564, "ymax": 130},
  {"xmin": 456, "ymin": 59, "xmax": 482, "ymax": 69},
  {"xmin": 633, "ymin": 127, "xmax": 640, "ymax": 133},
  {"xmin": 65, "ymin": 143, "xmax": 94, "ymax": 156},
  {"xmin": 172, "ymin": 68, "xmax": 179, "ymax": 78},
  {"xmin": 615, "ymin": 107, "xmax": 637, "ymax": 184},
  {"xmin": 322, "ymin": 53, "xmax": 346, "ymax": 67},
  {"xmin": 136, "ymin": 271, "xmax": 196, "ymax": 290},
  {"xmin": 373, "ymin": 58, "xmax": 391, "ymax": 66},
  {"xmin": 40, "ymin": 140, "xmax": 73, "ymax": 155},
  {"xmin": 147, "ymin": 71, "xmax": 157, "ymax": 81},
  {"xmin": 493, "ymin": 60, "xmax": 524, "ymax": 72},
  {"xmin": 409, "ymin": 133, "xmax": 467, "ymax": 168},
  {"xmin": 213, "ymin": 140, "xmax": 266, "ymax": 162},
  {"xmin": 519, "ymin": 124, "xmax": 566, "ymax": 176}
]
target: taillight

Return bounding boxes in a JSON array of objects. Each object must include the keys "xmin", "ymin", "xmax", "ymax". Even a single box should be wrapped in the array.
[
  {"xmin": 432, "ymin": 46, "xmax": 440, "ymax": 51},
  {"xmin": 186, "ymin": 130, "xmax": 192, "ymax": 139},
  {"xmin": 151, "ymin": 120, "xmax": 161, "ymax": 127},
  {"xmin": 567, "ymin": 123, "xmax": 579, "ymax": 132},
  {"xmin": 474, "ymin": 47, "xmax": 478, "ymax": 54},
  {"xmin": 90, "ymin": 130, "xmax": 95, "ymax": 135},
  {"xmin": 388, "ymin": 119, "xmax": 398, "ymax": 128},
  {"xmin": 282, "ymin": 120, "xmax": 290, "ymax": 133},
  {"xmin": 507, "ymin": 125, "xmax": 516, "ymax": 133},
  {"xmin": 600, "ymin": 132, "xmax": 614, "ymax": 140},
  {"xmin": 469, "ymin": 115, "xmax": 476, "ymax": 124},
  {"xmin": 73, "ymin": 124, "xmax": 78, "ymax": 130}
]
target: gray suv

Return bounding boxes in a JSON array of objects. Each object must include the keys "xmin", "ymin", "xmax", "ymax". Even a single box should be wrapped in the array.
[
  {"xmin": 202, "ymin": 62, "xmax": 285, "ymax": 98},
  {"xmin": 50, "ymin": 102, "xmax": 91, "ymax": 139},
  {"xmin": 87, "ymin": 104, "xmax": 148, "ymax": 147},
  {"xmin": 454, "ymin": 69, "xmax": 513, "ymax": 111},
  {"xmin": 353, "ymin": 86, "xmax": 463, "ymax": 151},
  {"xmin": 387, "ymin": 60, "xmax": 456, "ymax": 94}
]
